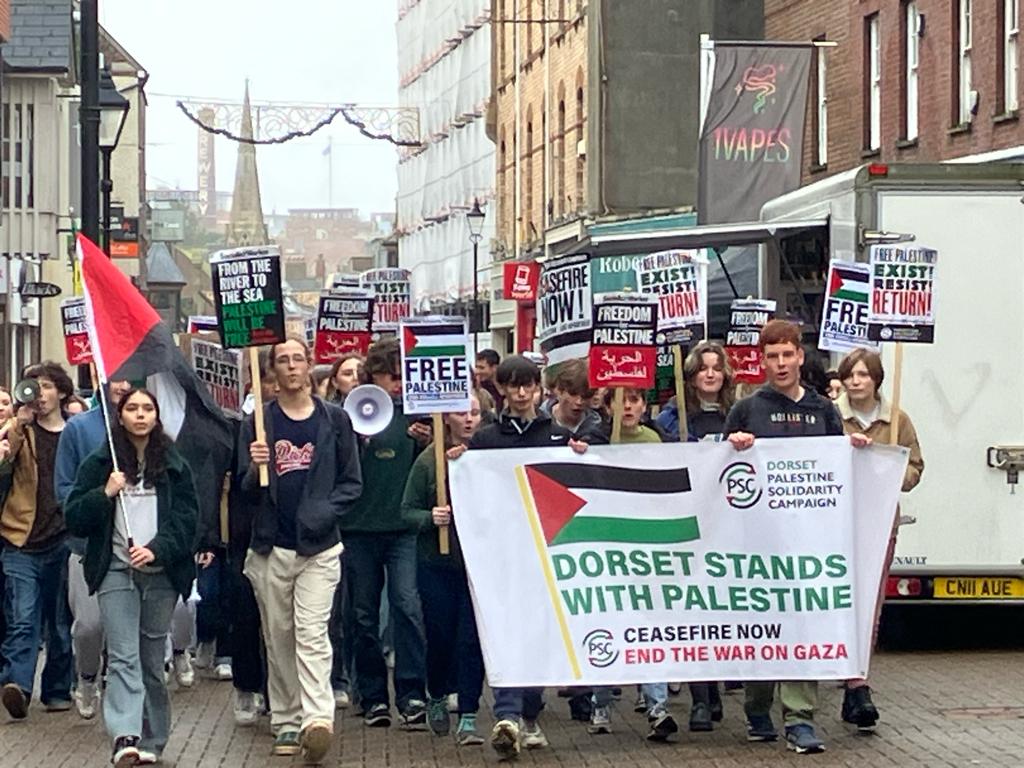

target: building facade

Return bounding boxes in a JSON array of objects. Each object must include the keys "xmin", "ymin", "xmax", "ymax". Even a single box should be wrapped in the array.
[{"xmin": 766, "ymin": 0, "xmax": 1023, "ymax": 182}]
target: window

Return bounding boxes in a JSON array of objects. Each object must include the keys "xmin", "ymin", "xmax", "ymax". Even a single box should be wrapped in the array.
[
  {"xmin": 557, "ymin": 96, "xmax": 566, "ymax": 217},
  {"xmin": 956, "ymin": 0, "xmax": 973, "ymax": 124},
  {"xmin": 814, "ymin": 45, "xmax": 828, "ymax": 165},
  {"xmin": 575, "ymin": 84, "xmax": 584, "ymax": 209},
  {"xmin": 525, "ymin": 111, "xmax": 533, "ymax": 239},
  {"xmin": 2, "ymin": 103, "xmax": 35, "ymax": 209},
  {"xmin": 865, "ymin": 15, "xmax": 881, "ymax": 150},
  {"xmin": 903, "ymin": 1, "xmax": 919, "ymax": 139},
  {"xmin": 1004, "ymin": 0, "xmax": 1020, "ymax": 112}
]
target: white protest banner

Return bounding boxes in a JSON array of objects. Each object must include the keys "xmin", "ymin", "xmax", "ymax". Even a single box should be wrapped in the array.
[
  {"xmin": 818, "ymin": 261, "xmax": 879, "ymax": 353},
  {"xmin": 400, "ymin": 317, "xmax": 472, "ymax": 416},
  {"xmin": 866, "ymin": 244, "xmax": 938, "ymax": 344},
  {"xmin": 190, "ymin": 338, "xmax": 245, "ymax": 419},
  {"xmin": 360, "ymin": 268, "xmax": 412, "ymax": 332},
  {"xmin": 635, "ymin": 249, "xmax": 708, "ymax": 343},
  {"xmin": 537, "ymin": 253, "xmax": 592, "ymax": 366},
  {"xmin": 451, "ymin": 437, "xmax": 908, "ymax": 686}
]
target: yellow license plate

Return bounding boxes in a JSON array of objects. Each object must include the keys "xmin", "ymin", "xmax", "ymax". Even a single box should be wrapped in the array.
[{"xmin": 933, "ymin": 577, "xmax": 1024, "ymax": 599}]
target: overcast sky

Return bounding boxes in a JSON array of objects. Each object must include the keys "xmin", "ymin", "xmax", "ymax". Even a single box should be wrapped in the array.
[{"xmin": 101, "ymin": 0, "xmax": 399, "ymax": 216}]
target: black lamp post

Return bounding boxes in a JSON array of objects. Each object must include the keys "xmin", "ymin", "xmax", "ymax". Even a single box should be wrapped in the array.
[
  {"xmin": 98, "ymin": 66, "xmax": 130, "ymax": 256},
  {"xmin": 466, "ymin": 199, "xmax": 486, "ymax": 352}
]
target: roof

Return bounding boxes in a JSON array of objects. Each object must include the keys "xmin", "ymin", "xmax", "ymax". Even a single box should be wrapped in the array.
[
  {"xmin": 146, "ymin": 242, "xmax": 187, "ymax": 286},
  {"xmin": 4, "ymin": 0, "xmax": 73, "ymax": 73}
]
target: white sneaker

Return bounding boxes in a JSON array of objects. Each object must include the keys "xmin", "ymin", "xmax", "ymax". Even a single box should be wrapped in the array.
[
  {"xmin": 334, "ymin": 690, "xmax": 351, "ymax": 710},
  {"xmin": 254, "ymin": 692, "xmax": 268, "ymax": 716},
  {"xmin": 194, "ymin": 642, "xmax": 215, "ymax": 670},
  {"xmin": 214, "ymin": 662, "xmax": 233, "ymax": 681},
  {"xmin": 447, "ymin": 693, "xmax": 459, "ymax": 711},
  {"xmin": 137, "ymin": 749, "xmax": 158, "ymax": 765},
  {"xmin": 233, "ymin": 690, "xmax": 258, "ymax": 726},
  {"xmin": 74, "ymin": 677, "xmax": 99, "ymax": 720},
  {"xmin": 173, "ymin": 654, "xmax": 194, "ymax": 688},
  {"xmin": 521, "ymin": 720, "xmax": 548, "ymax": 749}
]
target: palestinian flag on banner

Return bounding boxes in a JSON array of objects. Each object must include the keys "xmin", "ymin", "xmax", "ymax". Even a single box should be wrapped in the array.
[
  {"xmin": 522, "ymin": 462, "xmax": 700, "ymax": 546},
  {"xmin": 78, "ymin": 234, "xmax": 234, "ymax": 538},
  {"xmin": 402, "ymin": 322, "xmax": 467, "ymax": 357},
  {"xmin": 828, "ymin": 265, "xmax": 870, "ymax": 303}
]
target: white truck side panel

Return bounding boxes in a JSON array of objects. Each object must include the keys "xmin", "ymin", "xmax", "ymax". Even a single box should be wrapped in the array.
[{"xmin": 878, "ymin": 191, "xmax": 1024, "ymax": 572}]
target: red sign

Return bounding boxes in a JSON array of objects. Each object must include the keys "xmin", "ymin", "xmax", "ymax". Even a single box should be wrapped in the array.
[
  {"xmin": 590, "ymin": 346, "xmax": 657, "ymax": 389},
  {"xmin": 725, "ymin": 345, "xmax": 765, "ymax": 384},
  {"xmin": 313, "ymin": 291, "xmax": 374, "ymax": 364},
  {"xmin": 503, "ymin": 261, "xmax": 540, "ymax": 302},
  {"xmin": 60, "ymin": 297, "xmax": 93, "ymax": 366},
  {"xmin": 588, "ymin": 294, "xmax": 658, "ymax": 389},
  {"xmin": 110, "ymin": 240, "xmax": 139, "ymax": 258}
]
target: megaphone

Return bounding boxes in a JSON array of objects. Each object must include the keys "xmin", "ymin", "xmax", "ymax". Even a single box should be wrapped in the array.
[
  {"xmin": 13, "ymin": 378, "xmax": 40, "ymax": 406},
  {"xmin": 343, "ymin": 385, "xmax": 395, "ymax": 436}
]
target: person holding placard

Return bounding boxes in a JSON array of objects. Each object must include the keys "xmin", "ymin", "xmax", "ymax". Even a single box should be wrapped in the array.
[
  {"xmin": 657, "ymin": 342, "xmax": 736, "ymax": 443},
  {"xmin": 835, "ymin": 348, "xmax": 923, "ymax": 731},
  {"xmin": 240, "ymin": 337, "xmax": 362, "ymax": 763}
]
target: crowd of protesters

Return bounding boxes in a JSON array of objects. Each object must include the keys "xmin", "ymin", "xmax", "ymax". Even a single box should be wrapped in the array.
[{"xmin": 0, "ymin": 318, "xmax": 923, "ymax": 765}]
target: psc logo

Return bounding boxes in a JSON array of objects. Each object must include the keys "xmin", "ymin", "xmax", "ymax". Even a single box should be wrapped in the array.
[
  {"xmin": 582, "ymin": 629, "xmax": 619, "ymax": 668},
  {"xmin": 719, "ymin": 461, "xmax": 763, "ymax": 509}
]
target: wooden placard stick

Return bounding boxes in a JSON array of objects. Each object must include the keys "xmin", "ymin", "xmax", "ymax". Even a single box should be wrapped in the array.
[
  {"xmin": 249, "ymin": 347, "xmax": 269, "ymax": 487},
  {"xmin": 673, "ymin": 345, "xmax": 688, "ymax": 441},
  {"xmin": 432, "ymin": 412, "xmax": 450, "ymax": 555},
  {"xmin": 889, "ymin": 343, "xmax": 903, "ymax": 446},
  {"xmin": 611, "ymin": 387, "xmax": 624, "ymax": 444}
]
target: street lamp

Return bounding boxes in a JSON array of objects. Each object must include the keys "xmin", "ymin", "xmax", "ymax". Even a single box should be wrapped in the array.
[
  {"xmin": 98, "ymin": 66, "xmax": 130, "ymax": 256},
  {"xmin": 466, "ymin": 198, "xmax": 486, "ymax": 351}
]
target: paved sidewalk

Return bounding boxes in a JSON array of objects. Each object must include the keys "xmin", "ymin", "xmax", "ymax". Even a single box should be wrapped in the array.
[{"xmin": 1, "ymin": 649, "xmax": 1022, "ymax": 767}]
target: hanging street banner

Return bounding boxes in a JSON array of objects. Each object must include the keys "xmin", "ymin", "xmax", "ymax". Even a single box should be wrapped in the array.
[
  {"xmin": 698, "ymin": 44, "xmax": 813, "ymax": 224},
  {"xmin": 451, "ymin": 438, "xmax": 909, "ymax": 686},
  {"xmin": 60, "ymin": 297, "xmax": 93, "ymax": 366},
  {"xmin": 538, "ymin": 253, "xmax": 592, "ymax": 366},
  {"xmin": 360, "ymin": 268, "xmax": 411, "ymax": 332},
  {"xmin": 210, "ymin": 246, "xmax": 286, "ymax": 349},
  {"xmin": 819, "ymin": 261, "xmax": 880, "ymax": 353},
  {"xmin": 725, "ymin": 298, "xmax": 777, "ymax": 384},
  {"xmin": 400, "ymin": 317, "xmax": 473, "ymax": 416},
  {"xmin": 589, "ymin": 293, "xmax": 658, "ymax": 389},
  {"xmin": 503, "ymin": 260, "xmax": 541, "ymax": 302},
  {"xmin": 314, "ymin": 290, "xmax": 374, "ymax": 363},
  {"xmin": 190, "ymin": 338, "xmax": 245, "ymax": 419},
  {"xmin": 866, "ymin": 245, "xmax": 938, "ymax": 344},
  {"xmin": 635, "ymin": 250, "xmax": 708, "ymax": 345}
]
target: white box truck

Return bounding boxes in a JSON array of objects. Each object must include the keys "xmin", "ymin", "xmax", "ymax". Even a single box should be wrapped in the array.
[{"xmin": 759, "ymin": 162, "xmax": 1024, "ymax": 606}]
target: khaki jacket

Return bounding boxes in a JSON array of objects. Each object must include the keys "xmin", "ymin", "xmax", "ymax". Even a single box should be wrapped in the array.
[
  {"xmin": 0, "ymin": 422, "xmax": 42, "ymax": 547},
  {"xmin": 836, "ymin": 392, "xmax": 923, "ymax": 492}
]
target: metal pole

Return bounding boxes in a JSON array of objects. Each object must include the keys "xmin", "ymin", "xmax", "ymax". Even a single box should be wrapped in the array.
[
  {"xmin": 79, "ymin": 0, "xmax": 100, "ymax": 245},
  {"xmin": 472, "ymin": 238, "xmax": 479, "ymax": 353},
  {"xmin": 101, "ymin": 149, "xmax": 113, "ymax": 255}
]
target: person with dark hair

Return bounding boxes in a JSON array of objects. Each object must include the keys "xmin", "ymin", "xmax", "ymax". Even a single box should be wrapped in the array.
[
  {"xmin": 65, "ymin": 388, "xmax": 198, "ymax": 767},
  {"xmin": 539, "ymin": 359, "xmax": 606, "ymax": 443},
  {"xmin": 54, "ymin": 379, "xmax": 132, "ymax": 721},
  {"xmin": 474, "ymin": 349, "xmax": 503, "ymax": 413},
  {"xmin": 725, "ymin": 320, "xmax": 871, "ymax": 755},
  {"xmin": 240, "ymin": 336, "xmax": 362, "ymax": 762},
  {"xmin": 825, "ymin": 370, "xmax": 843, "ymax": 401},
  {"xmin": 0, "ymin": 361, "xmax": 75, "ymax": 720},
  {"xmin": 657, "ymin": 342, "xmax": 736, "ymax": 442},
  {"xmin": 340, "ymin": 337, "xmax": 431, "ymax": 730},
  {"xmin": 800, "ymin": 344, "xmax": 832, "ymax": 398}
]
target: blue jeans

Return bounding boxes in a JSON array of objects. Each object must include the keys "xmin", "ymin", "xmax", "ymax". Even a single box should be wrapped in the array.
[
  {"xmin": 98, "ymin": 566, "xmax": 178, "ymax": 755},
  {"xmin": 0, "ymin": 542, "xmax": 73, "ymax": 703},
  {"xmin": 493, "ymin": 687, "xmax": 545, "ymax": 721},
  {"xmin": 344, "ymin": 532, "xmax": 426, "ymax": 711},
  {"xmin": 196, "ymin": 551, "xmax": 231, "ymax": 662}
]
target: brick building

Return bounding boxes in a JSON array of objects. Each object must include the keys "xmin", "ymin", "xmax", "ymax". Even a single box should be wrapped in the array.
[{"xmin": 766, "ymin": 0, "xmax": 1023, "ymax": 183}]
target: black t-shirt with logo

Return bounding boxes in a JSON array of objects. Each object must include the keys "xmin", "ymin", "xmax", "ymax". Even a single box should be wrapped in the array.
[{"xmin": 271, "ymin": 407, "xmax": 321, "ymax": 550}]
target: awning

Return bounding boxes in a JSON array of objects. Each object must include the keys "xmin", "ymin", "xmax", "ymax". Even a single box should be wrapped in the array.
[{"xmin": 587, "ymin": 217, "xmax": 829, "ymax": 254}]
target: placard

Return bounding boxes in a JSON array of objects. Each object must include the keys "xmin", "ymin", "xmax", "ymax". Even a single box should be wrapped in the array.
[
  {"xmin": 210, "ymin": 247, "xmax": 286, "ymax": 349},
  {"xmin": 635, "ymin": 249, "xmax": 708, "ymax": 344},
  {"xmin": 537, "ymin": 254, "xmax": 592, "ymax": 366},
  {"xmin": 866, "ymin": 245, "xmax": 938, "ymax": 344},
  {"xmin": 191, "ymin": 338, "xmax": 245, "ymax": 418},
  {"xmin": 360, "ymin": 268, "xmax": 411, "ymax": 332},
  {"xmin": 187, "ymin": 315, "xmax": 219, "ymax": 334},
  {"xmin": 725, "ymin": 298, "xmax": 776, "ymax": 384},
  {"xmin": 400, "ymin": 317, "xmax": 473, "ymax": 416},
  {"xmin": 589, "ymin": 293, "xmax": 658, "ymax": 389},
  {"xmin": 314, "ymin": 290, "xmax": 374, "ymax": 363},
  {"xmin": 60, "ymin": 297, "xmax": 93, "ymax": 366},
  {"xmin": 819, "ymin": 261, "xmax": 880, "ymax": 353}
]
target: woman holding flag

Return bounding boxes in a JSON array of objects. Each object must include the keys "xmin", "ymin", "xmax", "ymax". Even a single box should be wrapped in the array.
[{"xmin": 66, "ymin": 388, "xmax": 198, "ymax": 768}]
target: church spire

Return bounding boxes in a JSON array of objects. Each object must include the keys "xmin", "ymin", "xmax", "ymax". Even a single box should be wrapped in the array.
[{"xmin": 226, "ymin": 81, "xmax": 269, "ymax": 247}]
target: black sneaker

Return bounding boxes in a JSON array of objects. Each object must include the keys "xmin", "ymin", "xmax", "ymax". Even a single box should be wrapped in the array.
[
  {"xmin": 646, "ymin": 708, "xmax": 679, "ymax": 742},
  {"xmin": 842, "ymin": 686, "xmax": 879, "ymax": 731},
  {"xmin": 112, "ymin": 735, "xmax": 141, "ymax": 768},
  {"xmin": 568, "ymin": 694, "xmax": 592, "ymax": 722},
  {"xmin": 709, "ymin": 683, "xmax": 724, "ymax": 722},
  {"xmin": 2, "ymin": 683, "xmax": 28, "ymax": 720},
  {"xmin": 401, "ymin": 698, "xmax": 428, "ymax": 730},
  {"xmin": 363, "ymin": 703, "xmax": 391, "ymax": 727},
  {"xmin": 689, "ymin": 701, "xmax": 713, "ymax": 732}
]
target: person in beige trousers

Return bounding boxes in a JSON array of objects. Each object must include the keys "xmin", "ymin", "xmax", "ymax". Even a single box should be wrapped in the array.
[{"xmin": 240, "ymin": 337, "xmax": 363, "ymax": 763}]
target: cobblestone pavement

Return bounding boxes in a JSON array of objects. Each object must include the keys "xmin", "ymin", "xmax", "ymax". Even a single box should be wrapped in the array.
[{"xmin": 1, "ymin": 646, "xmax": 1023, "ymax": 768}]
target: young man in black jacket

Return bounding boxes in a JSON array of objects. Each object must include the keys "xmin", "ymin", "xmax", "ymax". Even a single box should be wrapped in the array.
[
  {"xmin": 725, "ymin": 320, "xmax": 870, "ymax": 756},
  {"xmin": 240, "ymin": 337, "xmax": 362, "ymax": 764}
]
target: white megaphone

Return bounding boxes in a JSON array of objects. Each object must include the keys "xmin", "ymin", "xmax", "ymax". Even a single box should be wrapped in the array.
[{"xmin": 343, "ymin": 385, "xmax": 395, "ymax": 436}]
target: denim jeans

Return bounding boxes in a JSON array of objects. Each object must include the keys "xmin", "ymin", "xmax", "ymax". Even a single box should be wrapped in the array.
[
  {"xmin": 67, "ymin": 554, "xmax": 104, "ymax": 679},
  {"xmin": 196, "ymin": 551, "xmax": 231, "ymax": 662},
  {"xmin": 0, "ymin": 542, "xmax": 73, "ymax": 703},
  {"xmin": 97, "ymin": 565, "xmax": 178, "ymax": 755},
  {"xmin": 417, "ymin": 562, "xmax": 484, "ymax": 714},
  {"xmin": 493, "ymin": 687, "xmax": 545, "ymax": 721},
  {"xmin": 344, "ymin": 532, "xmax": 426, "ymax": 712}
]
